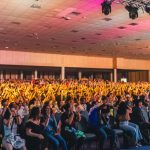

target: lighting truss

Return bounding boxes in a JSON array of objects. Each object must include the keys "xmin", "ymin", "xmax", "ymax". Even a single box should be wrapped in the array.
[{"xmin": 101, "ymin": 0, "xmax": 150, "ymax": 19}]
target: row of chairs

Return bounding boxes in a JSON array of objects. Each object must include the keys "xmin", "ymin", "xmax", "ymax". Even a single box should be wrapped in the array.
[
  {"xmin": 54, "ymin": 110, "xmax": 124, "ymax": 149},
  {"xmin": 1, "ymin": 107, "xmax": 149, "ymax": 150}
]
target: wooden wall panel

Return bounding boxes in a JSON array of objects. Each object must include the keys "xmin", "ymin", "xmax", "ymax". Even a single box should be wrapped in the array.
[
  {"xmin": 1, "ymin": 51, "xmax": 150, "ymax": 72},
  {"xmin": 117, "ymin": 58, "xmax": 150, "ymax": 70},
  {"xmin": 0, "ymin": 50, "xmax": 113, "ymax": 69},
  {"xmin": 128, "ymin": 71, "xmax": 148, "ymax": 82}
]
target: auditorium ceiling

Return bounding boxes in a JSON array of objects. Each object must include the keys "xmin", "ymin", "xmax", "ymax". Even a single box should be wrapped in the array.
[{"xmin": 0, "ymin": 0, "xmax": 150, "ymax": 59}]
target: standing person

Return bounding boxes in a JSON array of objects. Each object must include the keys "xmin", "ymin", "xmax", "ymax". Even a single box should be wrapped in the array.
[{"xmin": 25, "ymin": 107, "xmax": 47, "ymax": 150}]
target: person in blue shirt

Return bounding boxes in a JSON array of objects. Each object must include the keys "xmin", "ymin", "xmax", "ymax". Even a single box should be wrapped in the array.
[
  {"xmin": 41, "ymin": 103, "xmax": 67, "ymax": 150},
  {"xmin": 88, "ymin": 96, "xmax": 118, "ymax": 150}
]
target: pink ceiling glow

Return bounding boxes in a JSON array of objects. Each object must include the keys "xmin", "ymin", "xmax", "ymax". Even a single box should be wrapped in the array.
[{"xmin": 0, "ymin": 0, "xmax": 149, "ymax": 59}]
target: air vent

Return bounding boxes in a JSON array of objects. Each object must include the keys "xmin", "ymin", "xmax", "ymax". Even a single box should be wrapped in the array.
[
  {"xmin": 0, "ymin": 32, "xmax": 7, "ymax": 35},
  {"xmin": 118, "ymin": 26, "xmax": 126, "ymax": 29},
  {"xmin": 135, "ymin": 38, "xmax": 141, "ymax": 41},
  {"xmin": 11, "ymin": 21, "xmax": 21, "ymax": 25},
  {"xmin": 70, "ymin": 11, "xmax": 81, "ymax": 16},
  {"xmin": 31, "ymin": 4, "xmax": 41, "ymax": 9},
  {"xmin": 81, "ymin": 37, "xmax": 86, "ymax": 40},
  {"xmin": 129, "ymin": 23, "xmax": 138, "ymax": 26},
  {"xmin": 102, "ymin": 18, "xmax": 112, "ymax": 21},
  {"xmin": 117, "ymin": 36, "xmax": 122, "ymax": 38},
  {"xmin": 71, "ymin": 30, "xmax": 78, "ymax": 33},
  {"xmin": 96, "ymin": 33, "xmax": 102, "ymax": 35},
  {"xmin": 36, "ymin": 43, "xmax": 40, "ymax": 46},
  {"xmin": 25, "ymin": 34, "xmax": 33, "ymax": 38}
]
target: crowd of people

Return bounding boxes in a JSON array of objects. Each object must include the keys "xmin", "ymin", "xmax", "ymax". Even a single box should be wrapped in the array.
[{"xmin": 0, "ymin": 79, "xmax": 150, "ymax": 150}]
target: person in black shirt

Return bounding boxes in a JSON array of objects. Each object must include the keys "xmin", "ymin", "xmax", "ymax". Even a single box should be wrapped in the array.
[
  {"xmin": 60, "ymin": 103, "xmax": 84, "ymax": 150},
  {"xmin": 131, "ymin": 100, "xmax": 150, "ymax": 143},
  {"xmin": 25, "ymin": 107, "xmax": 47, "ymax": 150}
]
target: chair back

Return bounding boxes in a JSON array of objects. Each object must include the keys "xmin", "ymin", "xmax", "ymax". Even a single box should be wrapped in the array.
[
  {"xmin": 75, "ymin": 115, "xmax": 88, "ymax": 132},
  {"xmin": 80, "ymin": 110, "xmax": 89, "ymax": 122}
]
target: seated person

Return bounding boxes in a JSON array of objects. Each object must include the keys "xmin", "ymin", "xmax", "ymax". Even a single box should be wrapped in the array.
[
  {"xmin": 2, "ymin": 107, "xmax": 26, "ymax": 150},
  {"xmin": 25, "ymin": 106, "xmax": 47, "ymax": 150},
  {"xmin": 117, "ymin": 101, "xmax": 143, "ymax": 147},
  {"xmin": 41, "ymin": 103, "xmax": 67, "ymax": 150},
  {"xmin": 88, "ymin": 96, "xmax": 118, "ymax": 150},
  {"xmin": 131, "ymin": 99, "xmax": 150, "ymax": 143},
  {"xmin": 60, "ymin": 103, "xmax": 85, "ymax": 150}
]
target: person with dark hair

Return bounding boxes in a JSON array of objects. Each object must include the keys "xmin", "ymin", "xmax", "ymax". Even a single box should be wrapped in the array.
[
  {"xmin": 1, "ymin": 99, "xmax": 8, "ymax": 117},
  {"xmin": 41, "ymin": 103, "xmax": 68, "ymax": 150},
  {"xmin": 131, "ymin": 99, "xmax": 150, "ymax": 143},
  {"xmin": 2, "ymin": 108, "xmax": 26, "ymax": 150},
  {"xmin": 88, "ymin": 96, "xmax": 118, "ymax": 150},
  {"xmin": 117, "ymin": 101, "xmax": 143, "ymax": 147},
  {"xmin": 60, "ymin": 103, "xmax": 85, "ymax": 150},
  {"xmin": 28, "ymin": 98, "xmax": 36, "ymax": 110},
  {"xmin": 25, "ymin": 106, "xmax": 47, "ymax": 150}
]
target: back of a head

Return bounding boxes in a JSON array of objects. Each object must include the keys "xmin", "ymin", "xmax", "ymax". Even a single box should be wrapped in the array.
[
  {"xmin": 63, "ymin": 103, "xmax": 71, "ymax": 112},
  {"xmin": 117, "ymin": 101, "xmax": 128, "ymax": 115},
  {"xmin": 29, "ymin": 106, "xmax": 40, "ymax": 120},
  {"xmin": 101, "ymin": 95, "xmax": 107, "ymax": 101},
  {"xmin": 4, "ymin": 108, "xmax": 11, "ymax": 120}
]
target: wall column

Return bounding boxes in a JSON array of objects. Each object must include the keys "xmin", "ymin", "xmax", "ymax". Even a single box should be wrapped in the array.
[
  {"xmin": 110, "ymin": 72, "xmax": 113, "ymax": 82},
  {"xmin": 91, "ymin": 74, "xmax": 94, "ymax": 79},
  {"xmin": 113, "ymin": 57, "xmax": 117, "ymax": 82},
  {"xmin": 0, "ymin": 71, "xmax": 3, "ymax": 80},
  {"xmin": 34, "ymin": 69, "xmax": 38, "ymax": 79},
  {"xmin": 78, "ymin": 71, "xmax": 82, "ymax": 80},
  {"xmin": 15, "ymin": 74, "xmax": 18, "ymax": 79},
  {"xmin": 61, "ymin": 67, "xmax": 65, "ymax": 80},
  {"xmin": 114, "ymin": 69, "xmax": 117, "ymax": 82},
  {"xmin": 20, "ymin": 71, "xmax": 23, "ymax": 80},
  {"xmin": 148, "ymin": 70, "xmax": 150, "ymax": 82}
]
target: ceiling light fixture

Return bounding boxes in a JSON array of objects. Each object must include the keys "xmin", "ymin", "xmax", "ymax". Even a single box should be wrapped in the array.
[{"xmin": 101, "ymin": 0, "xmax": 150, "ymax": 19}]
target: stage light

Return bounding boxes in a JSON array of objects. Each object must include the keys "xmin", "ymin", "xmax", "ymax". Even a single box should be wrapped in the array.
[
  {"xmin": 101, "ymin": 0, "xmax": 150, "ymax": 19},
  {"xmin": 145, "ymin": 3, "xmax": 150, "ymax": 14},
  {"xmin": 125, "ymin": 5, "xmax": 138, "ymax": 19},
  {"xmin": 101, "ymin": 0, "xmax": 112, "ymax": 15}
]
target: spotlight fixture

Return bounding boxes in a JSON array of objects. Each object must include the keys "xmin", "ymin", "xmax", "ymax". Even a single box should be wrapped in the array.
[
  {"xmin": 145, "ymin": 2, "xmax": 150, "ymax": 14},
  {"xmin": 125, "ymin": 5, "xmax": 138, "ymax": 19},
  {"xmin": 101, "ymin": 0, "xmax": 150, "ymax": 19},
  {"xmin": 101, "ymin": 0, "xmax": 112, "ymax": 15}
]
